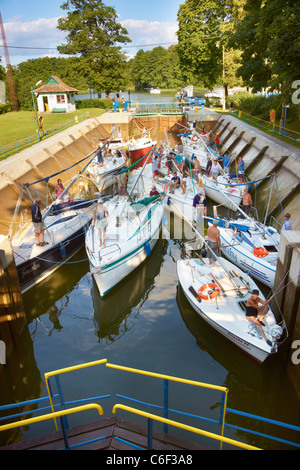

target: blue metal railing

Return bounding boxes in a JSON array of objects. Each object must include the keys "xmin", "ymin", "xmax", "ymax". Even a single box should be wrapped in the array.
[{"xmin": 0, "ymin": 361, "xmax": 299, "ymax": 450}]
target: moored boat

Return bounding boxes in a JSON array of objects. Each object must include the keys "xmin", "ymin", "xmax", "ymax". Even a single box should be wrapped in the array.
[
  {"xmin": 177, "ymin": 256, "xmax": 286, "ymax": 363},
  {"xmin": 85, "ymin": 194, "xmax": 164, "ymax": 297}
]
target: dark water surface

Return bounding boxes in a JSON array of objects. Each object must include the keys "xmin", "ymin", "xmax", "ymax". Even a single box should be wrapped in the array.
[{"xmin": 8, "ymin": 212, "xmax": 298, "ymax": 451}]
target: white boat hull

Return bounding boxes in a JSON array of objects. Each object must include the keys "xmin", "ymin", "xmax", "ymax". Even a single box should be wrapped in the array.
[
  {"xmin": 177, "ymin": 258, "xmax": 282, "ymax": 363},
  {"xmin": 219, "ymin": 230, "xmax": 277, "ymax": 288},
  {"xmin": 86, "ymin": 197, "xmax": 164, "ymax": 296}
]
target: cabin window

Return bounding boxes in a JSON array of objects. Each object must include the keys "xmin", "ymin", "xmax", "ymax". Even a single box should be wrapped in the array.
[{"xmin": 57, "ymin": 95, "xmax": 66, "ymax": 104}]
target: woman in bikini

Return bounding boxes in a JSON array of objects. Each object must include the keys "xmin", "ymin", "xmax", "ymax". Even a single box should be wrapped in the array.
[{"xmin": 93, "ymin": 198, "xmax": 109, "ymax": 247}]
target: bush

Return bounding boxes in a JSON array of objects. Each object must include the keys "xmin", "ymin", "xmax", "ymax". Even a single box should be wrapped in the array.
[
  {"xmin": 75, "ymin": 98, "xmax": 113, "ymax": 109},
  {"xmin": 0, "ymin": 103, "xmax": 12, "ymax": 114}
]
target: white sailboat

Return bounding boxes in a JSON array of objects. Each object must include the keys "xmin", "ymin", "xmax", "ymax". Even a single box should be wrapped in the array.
[
  {"xmin": 85, "ymin": 152, "xmax": 164, "ymax": 297},
  {"xmin": 11, "ymin": 139, "xmax": 111, "ymax": 294},
  {"xmin": 205, "ymin": 179, "xmax": 280, "ymax": 288},
  {"xmin": 177, "ymin": 256, "xmax": 285, "ymax": 363}
]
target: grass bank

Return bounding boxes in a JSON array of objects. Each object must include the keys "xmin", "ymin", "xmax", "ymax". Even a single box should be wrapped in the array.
[{"xmin": 0, "ymin": 108, "xmax": 105, "ymax": 148}]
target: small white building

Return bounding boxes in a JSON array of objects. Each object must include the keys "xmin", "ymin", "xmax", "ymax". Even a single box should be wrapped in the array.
[{"xmin": 34, "ymin": 76, "xmax": 78, "ymax": 113}]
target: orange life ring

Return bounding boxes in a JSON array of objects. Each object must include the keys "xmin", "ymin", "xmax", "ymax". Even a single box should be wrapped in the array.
[
  {"xmin": 253, "ymin": 247, "xmax": 269, "ymax": 258},
  {"xmin": 198, "ymin": 283, "xmax": 219, "ymax": 300},
  {"xmin": 192, "ymin": 135, "xmax": 199, "ymax": 142}
]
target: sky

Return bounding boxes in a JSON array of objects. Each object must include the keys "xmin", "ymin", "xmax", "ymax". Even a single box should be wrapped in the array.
[{"xmin": 0, "ymin": 0, "xmax": 183, "ymax": 66}]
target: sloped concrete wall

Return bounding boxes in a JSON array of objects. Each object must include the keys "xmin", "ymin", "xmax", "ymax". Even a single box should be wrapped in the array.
[{"xmin": 213, "ymin": 115, "xmax": 300, "ymax": 229}]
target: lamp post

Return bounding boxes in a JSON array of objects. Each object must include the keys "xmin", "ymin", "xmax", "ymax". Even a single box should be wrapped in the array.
[{"xmin": 31, "ymin": 80, "xmax": 42, "ymax": 141}]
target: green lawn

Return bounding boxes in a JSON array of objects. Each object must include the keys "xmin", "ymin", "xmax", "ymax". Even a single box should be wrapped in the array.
[{"xmin": 0, "ymin": 108, "xmax": 106, "ymax": 148}]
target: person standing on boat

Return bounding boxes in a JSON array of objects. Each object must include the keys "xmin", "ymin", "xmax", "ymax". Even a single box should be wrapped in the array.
[
  {"xmin": 210, "ymin": 159, "xmax": 224, "ymax": 181},
  {"xmin": 152, "ymin": 155, "xmax": 159, "ymax": 182},
  {"xmin": 166, "ymin": 152, "xmax": 174, "ymax": 175},
  {"xmin": 93, "ymin": 198, "xmax": 109, "ymax": 247},
  {"xmin": 223, "ymin": 152, "xmax": 231, "ymax": 175},
  {"xmin": 192, "ymin": 156, "xmax": 201, "ymax": 180},
  {"xmin": 245, "ymin": 290, "xmax": 273, "ymax": 346},
  {"xmin": 180, "ymin": 164, "xmax": 189, "ymax": 195},
  {"xmin": 282, "ymin": 213, "xmax": 292, "ymax": 230},
  {"xmin": 238, "ymin": 157, "xmax": 245, "ymax": 183},
  {"xmin": 32, "ymin": 199, "xmax": 47, "ymax": 246},
  {"xmin": 206, "ymin": 157, "xmax": 212, "ymax": 177},
  {"xmin": 242, "ymin": 187, "xmax": 252, "ymax": 215},
  {"xmin": 214, "ymin": 133, "xmax": 220, "ymax": 153},
  {"xmin": 207, "ymin": 220, "xmax": 222, "ymax": 267},
  {"xmin": 193, "ymin": 179, "xmax": 207, "ymax": 216},
  {"xmin": 56, "ymin": 179, "xmax": 65, "ymax": 198}
]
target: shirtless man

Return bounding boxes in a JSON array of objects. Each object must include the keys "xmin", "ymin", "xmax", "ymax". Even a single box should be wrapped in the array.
[
  {"xmin": 245, "ymin": 290, "xmax": 273, "ymax": 345},
  {"xmin": 193, "ymin": 156, "xmax": 201, "ymax": 180},
  {"xmin": 207, "ymin": 220, "xmax": 221, "ymax": 266},
  {"xmin": 242, "ymin": 187, "xmax": 252, "ymax": 216}
]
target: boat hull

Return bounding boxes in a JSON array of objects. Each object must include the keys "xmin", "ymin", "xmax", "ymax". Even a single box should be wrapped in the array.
[
  {"xmin": 176, "ymin": 258, "xmax": 279, "ymax": 363},
  {"xmin": 129, "ymin": 146, "xmax": 155, "ymax": 167},
  {"xmin": 92, "ymin": 225, "xmax": 161, "ymax": 297},
  {"xmin": 219, "ymin": 232, "xmax": 276, "ymax": 288},
  {"xmin": 180, "ymin": 286, "xmax": 270, "ymax": 363},
  {"xmin": 17, "ymin": 221, "xmax": 90, "ymax": 293}
]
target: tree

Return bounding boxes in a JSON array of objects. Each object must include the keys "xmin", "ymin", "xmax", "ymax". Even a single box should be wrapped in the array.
[
  {"xmin": 230, "ymin": 0, "xmax": 300, "ymax": 99},
  {"xmin": 176, "ymin": 0, "xmax": 228, "ymax": 89},
  {"xmin": 57, "ymin": 0, "xmax": 132, "ymax": 93}
]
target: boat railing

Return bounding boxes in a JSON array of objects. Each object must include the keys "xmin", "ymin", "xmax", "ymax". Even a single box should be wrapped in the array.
[{"xmin": 1, "ymin": 358, "xmax": 299, "ymax": 450}]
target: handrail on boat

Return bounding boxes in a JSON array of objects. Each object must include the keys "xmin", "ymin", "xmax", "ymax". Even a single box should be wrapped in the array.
[{"xmin": 112, "ymin": 404, "xmax": 260, "ymax": 450}]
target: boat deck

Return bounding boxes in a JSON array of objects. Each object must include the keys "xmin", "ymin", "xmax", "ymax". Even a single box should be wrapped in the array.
[{"xmin": 0, "ymin": 417, "xmax": 210, "ymax": 450}]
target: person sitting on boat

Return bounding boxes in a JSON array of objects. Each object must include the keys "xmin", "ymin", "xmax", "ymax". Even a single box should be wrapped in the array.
[
  {"xmin": 210, "ymin": 159, "xmax": 224, "ymax": 181},
  {"xmin": 150, "ymin": 186, "xmax": 160, "ymax": 197},
  {"xmin": 282, "ymin": 213, "xmax": 292, "ymax": 230},
  {"xmin": 56, "ymin": 179, "xmax": 65, "ymax": 198},
  {"xmin": 180, "ymin": 165, "xmax": 189, "ymax": 195},
  {"xmin": 206, "ymin": 157, "xmax": 212, "ymax": 177},
  {"xmin": 192, "ymin": 179, "xmax": 207, "ymax": 216},
  {"xmin": 245, "ymin": 290, "xmax": 273, "ymax": 346},
  {"xmin": 242, "ymin": 187, "xmax": 252, "ymax": 215},
  {"xmin": 207, "ymin": 220, "xmax": 221, "ymax": 267},
  {"xmin": 93, "ymin": 198, "xmax": 109, "ymax": 247},
  {"xmin": 169, "ymin": 172, "xmax": 181, "ymax": 194}
]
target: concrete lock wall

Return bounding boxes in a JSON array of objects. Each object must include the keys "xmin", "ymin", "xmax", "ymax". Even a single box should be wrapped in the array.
[
  {"xmin": 274, "ymin": 231, "xmax": 300, "ymax": 398},
  {"xmin": 212, "ymin": 115, "xmax": 300, "ymax": 229}
]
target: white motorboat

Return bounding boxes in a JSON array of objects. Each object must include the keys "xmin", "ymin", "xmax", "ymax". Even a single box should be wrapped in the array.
[
  {"xmin": 85, "ymin": 194, "xmax": 164, "ymax": 297},
  {"xmin": 88, "ymin": 154, "xmax": 126, "ymax": 191},
  {"xmin": 177, "ymin": 256, "xmax": 286, "ymax": 363},
  {"xmin": 206, "ymin": 216, "xmax": 279, "ymax": 288},
  {"xmin": 150, "ymin": 87, "xmax": 161, "ymax": 94}
]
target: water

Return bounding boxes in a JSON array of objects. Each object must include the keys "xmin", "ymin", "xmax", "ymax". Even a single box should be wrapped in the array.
[
  {"xmin": 76, "ymin": 90, "xmax": 178, "ymax": 105},
  {"xmin": 2, "ymin": 210, "xmax": 299, "ymax": 450}
]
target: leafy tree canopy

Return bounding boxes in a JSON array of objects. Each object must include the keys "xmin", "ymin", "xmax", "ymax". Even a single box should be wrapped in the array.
[{"xmin": 57, "ymin": 0, "xmax": 132, "ymax": 93}]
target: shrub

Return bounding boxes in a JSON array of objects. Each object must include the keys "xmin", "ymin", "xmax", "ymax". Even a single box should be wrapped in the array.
[
  {"xmin": 0, "ymin": 103, "xmax": 12, "ymax": 114},
  {"xmin": 75, "ymin": 98, "xmax": 113, "ymax": 109}
]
